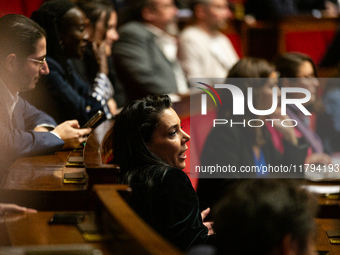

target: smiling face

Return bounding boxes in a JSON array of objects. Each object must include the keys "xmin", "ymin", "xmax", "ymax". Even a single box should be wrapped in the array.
[
  {"xmin": 60, "ymin": 7, "xmax": 89, "ymax": 58},
  {"xmin": 15, "ymin": 37, "xmax": 49, "ymax": 92},
  {"xmin": 105, "ymin": 11, "xmax": 119, "ymax": 49},
  {"xmin": 147, "ymin": 108, "xmax": 190, "ymax": 169}
]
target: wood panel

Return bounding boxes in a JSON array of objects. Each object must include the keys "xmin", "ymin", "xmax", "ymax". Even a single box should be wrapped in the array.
[
  {"xmin": 315, "ymin": 218, "xmax": 340, "ymax": 254},
  {"xmin": 93, "ymin": 184, "xmax": 184, "ymax": 255},
  {"xmin": 0, "ymin": 150, "xmax": 89, "ymax": 211},
  {"xmin": 84, "ymin": 120, "xmax": 120, "ymax": 188}
]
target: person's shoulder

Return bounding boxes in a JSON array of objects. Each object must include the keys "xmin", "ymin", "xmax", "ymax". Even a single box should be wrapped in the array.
[
  {"xmin": 180, "ymin": 25, "xmax": 201, "ymax": 35},
  {"xmin": 162, "ymin": 167, "xmax": 190, "ymax": 184},
  {"xmin": 118, "ymin": 21, "xmax": 148, "ymax": 37},
  {"xmin": 46, "ymin": 56, "xmax": 65, "ymax": 73},
  {"xmin": 165, "ymin": 167, "xmax": 187, "ymax": 176},
  {"xmin": 150, "ymin": 166, "xmax": 185, "ymax": 178},
  {"xmin": 159, "ymin": 167, "xmax": 195, "ymax": 194},
  {"xmin": 215, "ymin": 30, "xmax": 232, "ymax": 41},
  {"xmin": 180, "ymin": 25, "xmax": 208, "ymax": 41}
]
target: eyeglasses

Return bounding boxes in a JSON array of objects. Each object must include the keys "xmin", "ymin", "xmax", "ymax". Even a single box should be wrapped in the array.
[{"xmin": 27, "ymin": 57, "xmax": 46, "ymax": 70}]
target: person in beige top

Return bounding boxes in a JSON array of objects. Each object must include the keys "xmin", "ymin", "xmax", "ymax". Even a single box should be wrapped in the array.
[{"xmin": 179, "ymin": 0, "xmax": 239, "ymax": 81}]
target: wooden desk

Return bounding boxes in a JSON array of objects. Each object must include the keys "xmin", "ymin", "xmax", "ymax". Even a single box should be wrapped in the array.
[
  {"xmin": 1, "ymin": 211, "xmax": 112, "ymax": 254},
  {"xmin": 0, "ymin": 150, "xmax": 89, "ymax": 211},
  {"xmin": 84, "ymin": 120, "xmax": 120, "ymax": 188},
  {"xmin": 0, "ymin": 185, "xmax": 184, "ymax": 255},
  {"xmin": 1, "ymin": 212, "xmax": 339, "ymax": 255},
  {"xmin": 0, "ymin": 120, "xmax": 120, "ymax": 211},
  {"xmin": 316, "ymin": 218, "xmax": 340, "ymax": 254},
  {"xmin": 303, "ymin": 180, "xmax": 340, "ymax": 219}
]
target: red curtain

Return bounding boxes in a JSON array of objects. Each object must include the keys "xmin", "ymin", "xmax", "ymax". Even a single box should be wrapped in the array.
[{"xmin": 0, "ymin": 0, "xmax": 44, "ymax": 18}]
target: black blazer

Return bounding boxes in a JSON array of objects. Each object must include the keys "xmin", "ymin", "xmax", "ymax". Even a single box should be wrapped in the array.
[{"xmin": 125, "ymin": 166, "xmax": 212, "ymax": 251}]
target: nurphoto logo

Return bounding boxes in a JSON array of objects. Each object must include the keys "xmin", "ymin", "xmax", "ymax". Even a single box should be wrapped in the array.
[
  {"xmin": 199, "ymin": 83, "xmax": 311, "ymax": 116},
  {"xmin": 196, "ymin": 81, "xmax": 312, "ymax": 128}
]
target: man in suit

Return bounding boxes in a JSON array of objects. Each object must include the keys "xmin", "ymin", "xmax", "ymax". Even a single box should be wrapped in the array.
[
  {"xmin": 0, "ymin": 14, "xmax": 91, "ymax": 177},
  {"xmin": 113, "ymin": 0, "xmax": 188, "ymax": 101}
]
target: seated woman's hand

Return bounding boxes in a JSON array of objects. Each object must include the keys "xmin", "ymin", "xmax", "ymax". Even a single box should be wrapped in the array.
[
  {"xmin": 92, "ymin": 41, "xmax": 109, "ymax": 75},
  {"xmin": 201, "ymin": 208, "xmax": 215, "ymax": 235}
]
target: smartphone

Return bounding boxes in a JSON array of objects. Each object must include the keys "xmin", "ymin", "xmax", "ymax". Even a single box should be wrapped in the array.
[
  {"xmin": 82, "ymin": 111, "xmax": 104, "ymax": 129},
  {"xmin": 49, "ymin": 213, "xmax": 85, "ymax": 224}
]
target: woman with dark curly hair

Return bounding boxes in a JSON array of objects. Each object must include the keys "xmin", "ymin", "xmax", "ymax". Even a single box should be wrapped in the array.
[{"xmin": 113, "ymin": 95, "xmax": 213, "ymax": 251}]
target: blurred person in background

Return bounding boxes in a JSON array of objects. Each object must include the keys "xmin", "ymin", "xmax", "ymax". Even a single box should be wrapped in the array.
[
  {"xmin": 21, "ymin": 0, "xmax": 117, "ymax": 126},
  {"xmin": 190, "ymin": 179, "xmax": 318, "ymax": 255},
  {"xmin": 197, "ymin": 58, "xmax": 308, "ymax": 210},
  {"xmin": 75, "ymin": 0, "xmax": 126, "ymax": 108},
  {"xmin": 113, "ymin": 0, "xmax": 189, "ymax": 101},
  {"xmin": 179, "ymin": 0, "xmax": 239, "ymax": 80},
  {"xmin": 275, "ymin": 53, "xmax": 332, "ymax": 165},
  {"xmin": 0, "ymin": 14, "xmax": 91, "ymax": 176}
]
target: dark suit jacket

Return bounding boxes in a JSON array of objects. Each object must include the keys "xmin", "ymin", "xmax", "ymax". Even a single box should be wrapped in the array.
[
  {"xmin": 0, "ymin": 95, "xmax": 64, "ymax": 177},
  {"xmin": 196, "ymin": 125, "xmax": 308, "ymax": 210},
  {"xmin": 113, "ymin": 22, "xmax": 179, "ymax": 101}
]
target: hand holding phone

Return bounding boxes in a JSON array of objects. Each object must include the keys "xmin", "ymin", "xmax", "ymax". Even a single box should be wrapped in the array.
[{"xmin": 82, "ymin": 111, "xmax": 104, "ymax": 129}]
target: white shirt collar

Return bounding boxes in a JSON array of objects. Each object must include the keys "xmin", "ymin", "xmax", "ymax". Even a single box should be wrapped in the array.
[
  {"xmin": 0, "ymin": 78, "xmax": 19, "ymax": 120},
  {"xmin": 144, "ymin": 23, "xmax": 166, "ymax": 38}
]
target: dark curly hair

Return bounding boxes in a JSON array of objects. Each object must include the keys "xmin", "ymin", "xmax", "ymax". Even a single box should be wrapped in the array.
[{"xmin": 113, "ymin": 95, "xmax": 172, "ymax": 186}]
